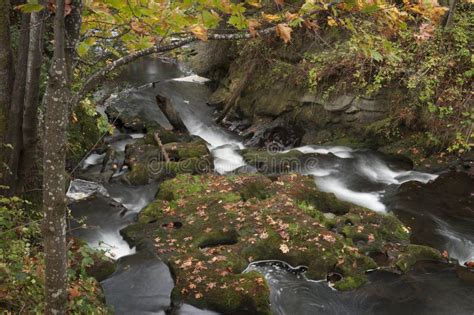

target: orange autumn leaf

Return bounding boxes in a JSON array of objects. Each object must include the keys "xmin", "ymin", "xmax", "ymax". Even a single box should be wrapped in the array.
[
  {"xmin": 190, "ymin": 25, "xmax": 208, "ymax": 41},
  {"xmin": 274, "ymin": 0, "xmax": 285, "ymax": 5},
  {"xmin": 302, "ymin": 20, "xmax": 319, "ymax": 31},
  {"xmin": 248, "ymin": 19, "xmax": 261, "ymax": 37},
  {"xmin": 69, "ymin": 286, "xmax": 81, "ymax": 299},
  {"xmin": 275, "ymin": 23, "xmax": 292, "ymax": 43},
  {"xmin": 130, "ymin": 20, "xmax": 147, "ymax": 35}
]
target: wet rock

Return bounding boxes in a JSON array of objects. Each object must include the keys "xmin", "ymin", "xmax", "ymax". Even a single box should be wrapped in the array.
[
  {"xmin": 121, "ymin": 172, "xmax": 437, "ymax": 313},
  {"xmin": 101, "ymin": 250, "xmax": 174, "ymax": 314},
  {"xmin": 391, "ymin": 171, "xmax": 474, "ymax": 262},
  {"xmin": 240, "ymin": 148, "xmax": 319, "ymax": 174},
  {"xmin": 163, "ymin": 139, "xmax": 210, "ymax": 161},
  {"xmin": 123, "ymin": 137, "xmax": 213, "ymax": 185},
  {"xmin": 231, "ymin": 165, "xmax": 259, "ymax": 174},
  {"xmin": 323, "ymin": 95, "xmax": 355, "ymax": 112},
  {"xmin": 86, "ymin": 256, "xmax": 116, "ymax": 282},
  {"xmin": 240, "ymin": 116, "xmax": 304, "ymax": 148},
  {"xmin": 395, "ymin": 244, "xmax": 443, "ymax": 272}
]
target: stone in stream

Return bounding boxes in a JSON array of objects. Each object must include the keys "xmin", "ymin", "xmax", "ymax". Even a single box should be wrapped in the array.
[
  {"xmin": 69, "ymin": 193, "xmax": 136, "ymax": 258},
  {"xmin": 123, "ymin": 134, "xmax": 214, "ymax": 185},
  {"xmin": 101, "ymin": 250, "xmax": 174, "ymax": 314},
  {"xmin": 121, "ymin": 173, "xmax": 446, "ymax": 314}
]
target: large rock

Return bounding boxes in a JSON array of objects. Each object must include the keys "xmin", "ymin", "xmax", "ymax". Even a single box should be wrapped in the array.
[{"xmin": 122, "ymin": 173, "xmax": 445, "ymax": 313}]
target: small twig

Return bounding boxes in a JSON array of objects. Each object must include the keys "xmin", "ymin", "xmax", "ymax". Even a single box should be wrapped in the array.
[{"xmin": 153, "ymin": 131, "xmax": 170, "ymax": 162}]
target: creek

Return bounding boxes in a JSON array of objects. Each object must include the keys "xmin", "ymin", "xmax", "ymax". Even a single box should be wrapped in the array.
[{"xmin": 67, "ymin": 56, "xmax": 474, "ymax": 314}]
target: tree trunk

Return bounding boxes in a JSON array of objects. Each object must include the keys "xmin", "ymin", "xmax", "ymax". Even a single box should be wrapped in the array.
[
  {"xmin": 444, "ymin": 0, "xmax": 457, "ymax": 28},
  {"xmin": 65, "ymin": 0, "xmax": 82, "ymax": 79},
  {"xmin": 42, "ymin": 0, "xmax": 70, "ymax": 313},
  {"xmin": 4, "ymin": 11, "xmax": 31, "ymax": 194},
  {"xmin": 156, "ymin": 94, "xmax": 188, "ymax": 132},
  {"xmin": 19, "ymin": 8, "xmax": 45, "ymax": 190},
  {"xmin": 216, "ymin": 62, "xmax": 256, "ymax": 123},
  {"xmin": 0, "ymin": 0, "xmax": 14, "ymax": 182}
]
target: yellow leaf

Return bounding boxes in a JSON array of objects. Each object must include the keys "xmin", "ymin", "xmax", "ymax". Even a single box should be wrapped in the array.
[
  {"xmin": 262, "ymin": 12, "xmax": 281, "ymax": 22},
  {"xmin": 327, "ymin": 16, "xmax": 338, "ymax": 27},
  {"xmin": 189, "ymin": 25, "xmax": 208, "ymax": 41},
  {"xmin": 279, "ymin": 243, "xmax": 290, "ymax": 253},
  {"xmin": 275, "ymin": 23, "xmax": 292, "ymax": 43},
  {"xmin": 246, "ymin": 0, "xmax": 262, "ymax": 8}
]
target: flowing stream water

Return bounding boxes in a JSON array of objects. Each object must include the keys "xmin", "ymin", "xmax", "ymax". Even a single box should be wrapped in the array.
[{"xmin": 67, "ymin": 56, "xmax": 474, "ymax": 314}]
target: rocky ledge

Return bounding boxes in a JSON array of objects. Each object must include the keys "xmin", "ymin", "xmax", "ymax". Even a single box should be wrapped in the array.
[{"xmin": 122, "ymin": 173, "xmax": 444, "ymax": 314}]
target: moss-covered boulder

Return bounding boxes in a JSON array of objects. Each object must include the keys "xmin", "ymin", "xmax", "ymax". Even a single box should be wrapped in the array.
[
  {"xmin": 395, "ymin": 244, "xmax": 443, "ymax": 272},
  {"xmin": 123, "ymin": 138, "xmax": 213, "ymax": 185},
  {"xmin": 122, "ymin": 173, "xmax": 444, "ymax": 312},
  {"xmin": 143, "ymin": 128, "xmax": 195, "ymax": 145},
  {"xmin": 163, "ymin": 139, "xmax": 210, "ymax": 161}
]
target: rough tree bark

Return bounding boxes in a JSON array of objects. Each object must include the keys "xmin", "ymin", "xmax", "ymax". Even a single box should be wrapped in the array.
[
  {"xmin": 156, "ymin": 94, "xmax": 188, "ymax": 132},
  {"xmin": 0, "ymin": 0, "xmax": 14, "ymax": 181},
  {"xmin": 42, "ymin": 0, "xmax": 70, "ymax": 313},
  {"xmin": 4, "ymin": 11, "xmax": 31, "ymax": 193},
  {"xmin": 19, "ymin": 8, "xmax": 46, "ymax": 189}
]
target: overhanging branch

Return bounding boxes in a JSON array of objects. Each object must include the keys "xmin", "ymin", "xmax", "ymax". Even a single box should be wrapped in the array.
[{"xmin": 70, "ymin": 27, "xmax": 276, "ymax": 108}]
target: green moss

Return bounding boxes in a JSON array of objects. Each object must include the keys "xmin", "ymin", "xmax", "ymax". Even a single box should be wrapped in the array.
[
  {"xmin": 238, "ymin": 175, "xmax": 272, "ymax": 201},
  {"xmin": 157, "ymin": 174, "xmax": 206, "ymax": 201},
  {"xmin": 161, "ymin": 139, "xmax": 210, "ymax": 161},
  {"xmin": 334, "ymin": 275, "xmax": 368, "ymax": 291},
  {"xmin": 139, "ymin": 200, "xmax": 165, "ymax": 223},
  {"xmin": 395, "ymin": 244, "xmax": 443, "ymax": 272}
]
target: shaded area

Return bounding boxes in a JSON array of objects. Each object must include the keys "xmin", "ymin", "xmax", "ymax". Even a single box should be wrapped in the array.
[
  {"xmin": 246, "ymin": 260, "xmax": 474, "ymax": 315},
  {"xmin": 390, "ymin": 171, "xmax": 474, "ymax": 264}
]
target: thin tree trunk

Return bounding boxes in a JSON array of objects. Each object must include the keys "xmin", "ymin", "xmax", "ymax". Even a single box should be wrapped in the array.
[
  {"xmin": 19, "ymin": 9, "xmax": 45, "ymax": 189},
  {"xmin": 0, "ymin": 0, "xmax": 14, "ymax": 182},
  {"xmin": 4, "ymin": 12, "xmax": 31, "ymax": 194},
  {"xmin": 42, "ymin": 0, "xmax": 70, "ymax": 313},
  {"xmin": 444, "ymin": 0, "xmax": 457, "ymax": 28}
]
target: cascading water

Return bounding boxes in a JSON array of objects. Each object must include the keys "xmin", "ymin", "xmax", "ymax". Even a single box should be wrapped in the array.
[{"xmin": 67, "ymin": 56, "xmax": 474, "ymax": 314}]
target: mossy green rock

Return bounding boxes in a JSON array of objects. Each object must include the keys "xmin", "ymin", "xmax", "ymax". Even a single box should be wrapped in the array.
[
  {"xmin": 123, "ymin": 138, "xmax": 213, "ymax": 185},
  {"xmin": 121, "ymin": 172, "xmax": 443, "ymax": 312},
  {"xmin": 163, "ymin": 139, "xmax": 210, "ymax": 161},
  {"xmin": 395, "ymin": 244, "xmax": 443, "ymax": 272}
]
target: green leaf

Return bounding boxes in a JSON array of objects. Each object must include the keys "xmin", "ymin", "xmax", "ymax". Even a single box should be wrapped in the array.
[
  {"xmin": 77, "ymin": 42, "xmax": 90, "ymax": 57},
  {"xmin": 361, "ymin": 4, "xmax": 379, "ymax": 14},
  {"xmin": 17, "ymin": 3, "xmax": 44, "ymax": 13},
  {"xmin": 370, "ymin": 49, "xmax": 383, "ymax": 61}
]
